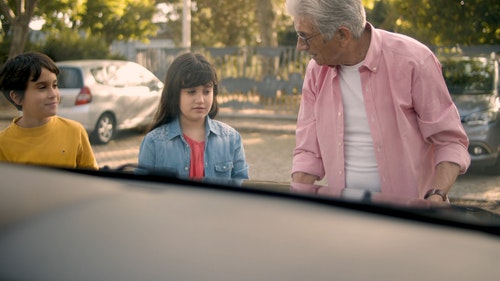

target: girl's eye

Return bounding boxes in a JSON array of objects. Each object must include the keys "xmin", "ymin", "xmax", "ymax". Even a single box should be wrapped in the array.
[{"xmin": 204, "ymin": 86, "xmax": 213, "ymax": 93}]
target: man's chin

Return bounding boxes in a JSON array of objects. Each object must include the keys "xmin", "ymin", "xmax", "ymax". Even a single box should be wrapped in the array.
[{"xmin": 311, "ymin": 57, "xmax": 325, "ymax": 65}]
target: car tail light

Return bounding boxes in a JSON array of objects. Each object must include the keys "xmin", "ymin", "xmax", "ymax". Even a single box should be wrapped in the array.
[{"xmin": 75, "ymin": 86, "xmax": 92, "ymax": 105}]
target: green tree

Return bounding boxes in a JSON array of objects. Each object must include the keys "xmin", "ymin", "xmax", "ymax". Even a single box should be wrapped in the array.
[
  {"xmin": 193, "ymin": 0, "xmax": 257, "ymax": 46},
  {"xmin": 390, "ymin": 0, "xmax": 500, "ymax": 45},
  {"xmin": 35, "ymin": 28, "xmax": 124, "ymax": 61},
  {"xmin": 39, "ymin": 0, "xmax": 159, "ymax": 46},
  {"xmin": 82, "ymin": 0, "xmax": 158, "ymax": 45},
  {"xmin": 365, "ymin": 0, "xmax": 398, "ymax": 32},
  {"xmin": 156, "ymin": 0, "xmax": 282, "ymax": 47},
  {"xmin": 0, "ymin": 0, "xmax": 39, "ymax": 59},
  {"xmin": 0, "ymin": 0, "xmax": 159, "ymax": 59},
  {"xmin": 192, "ymin": 0, "xmax": 260, "ymax": 47}
]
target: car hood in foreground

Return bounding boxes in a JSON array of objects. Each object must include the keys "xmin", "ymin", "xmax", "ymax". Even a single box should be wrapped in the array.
[{"xmin": 0, "ymin": 163, "xmax": 499, "ymax": 281}]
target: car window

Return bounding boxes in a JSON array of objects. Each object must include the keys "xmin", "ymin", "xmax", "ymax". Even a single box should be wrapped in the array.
[
  {"xmin": 57, "ymin": 67, "xmax": 84, "ymax": 89},
  {"xmin": 441, "ymin": 57, "xmax": 495, "ymax": 94},
  {"xmin": 129, "ymin": 64, "xmax": 159, "ymax": 86},
  {"xmin": 90, "ymin": 66, "xmax": 107, "ymax": 85},
  {"xmin": 107, "ymin": 63, "xmax": 158, "ymax": 88}
]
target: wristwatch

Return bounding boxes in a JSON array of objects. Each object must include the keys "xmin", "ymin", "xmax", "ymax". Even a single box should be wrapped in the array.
[{"xmin": 424, "ymin": 188, "xmax": 449, "ymax": 202}]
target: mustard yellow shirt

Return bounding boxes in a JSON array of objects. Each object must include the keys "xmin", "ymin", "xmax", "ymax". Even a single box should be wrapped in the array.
[{"xmin": 0, "ymin": 116, "xmax": 98, "ymax": 170}]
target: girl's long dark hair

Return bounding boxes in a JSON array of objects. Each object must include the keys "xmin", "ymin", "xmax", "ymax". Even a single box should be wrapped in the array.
[{"xmin": 148, "ymin": 52, "xmax": 219, "ymax": 132}]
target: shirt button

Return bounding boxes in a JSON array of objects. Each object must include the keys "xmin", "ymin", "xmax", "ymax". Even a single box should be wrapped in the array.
[
  {"xmin": 338, "ymin": 170, "xmax": 343, "ymax": 175},
  {"xmin": 184, "ymin": 166, "xmax": 188, "ymax": 171}
]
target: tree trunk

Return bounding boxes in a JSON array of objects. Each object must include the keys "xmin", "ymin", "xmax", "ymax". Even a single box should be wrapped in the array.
[
  {"xmin": 255, "ymin": 0, "xmax": 279, "ymax": 78},
  {"xmin": 8, "ymin": 19, "xmax": 30, "ymax": 58},
  {"xmin": 255, "ymin": 0, "xmax": 277, "ymax": 47},
  {"xmin": 0, "ymin": 0, "xmax": 40, "ymax": 58}
]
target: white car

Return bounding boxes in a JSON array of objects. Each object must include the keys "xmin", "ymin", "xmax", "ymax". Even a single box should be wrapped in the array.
[{"xmin": 56, "ymin": 60, "xmax": 163, "ymax": 144}]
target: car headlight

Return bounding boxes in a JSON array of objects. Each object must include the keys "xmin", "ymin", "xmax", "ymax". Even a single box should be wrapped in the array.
[{"xmin": 463, "ymin": 110, "xmax": 497, "ymax": 125}]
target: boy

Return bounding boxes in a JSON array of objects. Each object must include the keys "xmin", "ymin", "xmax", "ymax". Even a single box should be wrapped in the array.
[{"xmin": 0, "ymin": 52, "xmax": 98, "ymax": 169}]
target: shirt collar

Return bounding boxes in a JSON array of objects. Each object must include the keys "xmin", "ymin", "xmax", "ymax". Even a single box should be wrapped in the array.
[
  {"xmin": 206, "ymin": 116, "xmax": 221, "ymax": 136},
  {"xmin": 362, "ymin": 22, "xmax": 382, "ymax": 73},
  {"xmin": 327, "ymin": 22, "xmax": 381, "ymax": 75},
  {"xmin": 165, "ymin": 116, "xmax": 220, "ymax": 140}
]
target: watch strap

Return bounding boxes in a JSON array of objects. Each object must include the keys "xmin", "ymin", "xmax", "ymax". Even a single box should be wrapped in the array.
[{"xmin": 424, "ymin": 188, "xmax": 449, "ymax": 202}]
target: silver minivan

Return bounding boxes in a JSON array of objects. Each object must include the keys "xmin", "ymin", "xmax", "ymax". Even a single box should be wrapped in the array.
[
  {"xmin": 56, "ymin": 60, "xmax": 163, "ymax": 144},
  {"xmin": 440, "ymin": 52, "xmax": 500, "ymax": 173}
]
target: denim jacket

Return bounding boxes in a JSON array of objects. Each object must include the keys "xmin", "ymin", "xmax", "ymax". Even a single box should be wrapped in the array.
[{"xmin": 138, "ymin": 117, "xmax": 249, "ymax": 180}]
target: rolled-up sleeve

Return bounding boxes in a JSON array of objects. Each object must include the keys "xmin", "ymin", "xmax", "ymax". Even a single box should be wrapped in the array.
[
  {"xmin": 413, "ymin": 54, "xmax": 470, "ymax": 173},
  {"xmin": 292, "ymin": 62, "xmax": 325, "ymax": 180}
]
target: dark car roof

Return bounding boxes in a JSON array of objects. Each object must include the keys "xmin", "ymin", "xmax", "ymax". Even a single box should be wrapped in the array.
[{"xmin": 0, "ymin": 163, "xmax": 499, "ymax": 280}]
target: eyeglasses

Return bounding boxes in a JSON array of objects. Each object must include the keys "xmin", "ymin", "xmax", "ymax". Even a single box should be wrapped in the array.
[{"xmin": 297, "ymin": 32, "xmax": 321, "ymax": 47}]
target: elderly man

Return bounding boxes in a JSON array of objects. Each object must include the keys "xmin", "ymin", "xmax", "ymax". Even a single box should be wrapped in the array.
[{"xmin": 286, "ymin": 0, "xmax": 470, "ymax": 203}]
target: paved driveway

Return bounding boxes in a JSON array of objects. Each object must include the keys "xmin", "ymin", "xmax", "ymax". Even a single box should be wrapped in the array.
[{"xmin": 1, "ymin": 116, "xmax": 499, "ymax": 213}]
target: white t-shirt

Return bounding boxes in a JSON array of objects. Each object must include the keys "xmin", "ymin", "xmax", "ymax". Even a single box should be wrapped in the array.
[{"xmin": 339, "ymin": 62, "xmax": 381, "ymax": 193}]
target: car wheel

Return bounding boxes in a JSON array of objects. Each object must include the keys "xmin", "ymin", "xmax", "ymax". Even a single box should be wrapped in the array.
[
  {"xmin": 482, "ymin": 156, "xmax": 500, "ymax": 175},
  {"xmin": 91, "ymin": 113, "xmax": 115, "ymax": 144}
]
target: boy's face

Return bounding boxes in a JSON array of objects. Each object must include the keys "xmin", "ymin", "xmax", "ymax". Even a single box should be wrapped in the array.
[{"xmin": 14, "ymin": 67, "xmax": 59, "ymax": 123}]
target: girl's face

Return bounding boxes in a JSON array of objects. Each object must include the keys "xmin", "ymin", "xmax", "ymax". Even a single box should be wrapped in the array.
[
  {"xmin": 179, "ymin": 83, "xmax": 214, "ymax": 123},
  {"xmin": 12, "ymin": 67, "xmax": 59, "ymax": 126}
]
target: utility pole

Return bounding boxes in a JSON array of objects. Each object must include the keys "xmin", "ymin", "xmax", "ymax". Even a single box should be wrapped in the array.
[{"xmin": 182, "ymin": 0, "xmax": 191, "ymax": 49}]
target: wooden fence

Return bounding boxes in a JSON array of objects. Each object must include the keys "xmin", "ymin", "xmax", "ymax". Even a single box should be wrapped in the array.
[{"xmin": 135, "ymin": 46, "xmax": 310, "ymax": 113}]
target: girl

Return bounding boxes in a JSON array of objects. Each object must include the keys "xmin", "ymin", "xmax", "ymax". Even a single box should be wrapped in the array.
[{"xmin": 138, "ymin": 52, "xmax": 249, "ymax": 180}]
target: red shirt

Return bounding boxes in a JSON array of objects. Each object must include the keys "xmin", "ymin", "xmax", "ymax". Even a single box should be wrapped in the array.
[{"xmin": 184, "ymin": 134, "xmax": 205, "ymax": 179}]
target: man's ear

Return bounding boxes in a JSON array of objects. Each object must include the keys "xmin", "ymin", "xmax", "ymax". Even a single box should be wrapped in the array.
[{"xmin": 337, "ymin": 27, "xmax": 352, "ymax": 46}]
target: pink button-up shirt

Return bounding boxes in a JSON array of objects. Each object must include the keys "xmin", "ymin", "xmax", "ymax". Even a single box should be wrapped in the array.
[{"xmin": 292, "ymin": 24, "xmax": 470, "ymax": 198}]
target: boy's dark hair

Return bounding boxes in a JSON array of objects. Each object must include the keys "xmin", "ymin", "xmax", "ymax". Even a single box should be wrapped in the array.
[{"xmin": 0, "ymin": 52, "xmax": 59, "ymax": 110}]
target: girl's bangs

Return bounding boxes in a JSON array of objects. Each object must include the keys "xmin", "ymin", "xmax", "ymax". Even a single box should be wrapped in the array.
[{"xmin": 181, "ymin": 70, "xmax": 216, "ymax": 88}]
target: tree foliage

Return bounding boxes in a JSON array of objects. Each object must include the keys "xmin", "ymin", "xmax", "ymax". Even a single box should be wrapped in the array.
[
  {"xmin": 388, "ymin": 0, "xmax": 500, "ymax": 45},
  {"xmin": 156, "ymin": 0, "xmax": 282, "ymax": 47},
  {"xmin": 1, "ymin": 0, "xmax": 499, "ymax": 61},
  {"xmin": 39, "ymin": 0, "xmax": 158, "ymax": 45},
  {"xmin": 160, "ymin": 0, "xmax": 499, "ymax": 47},
  {"xmin": 0, "ymin": 0, "xmax": 158, "ymax": 60},
  {"xmin": 0, "ymin": 0, "xmax": 39, "ymax": 59},
  {"xmin": 35, "ymin": 29, "xmax": 125, "ymax": 62}
]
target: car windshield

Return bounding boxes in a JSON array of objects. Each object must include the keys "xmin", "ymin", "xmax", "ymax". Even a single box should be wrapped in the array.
[
  {"xmin": 1, "ymin": 1, "xmax": 500, "ymax": 251},
  {"xmin": 441, "ymin": 56, "xmax": 495, "ymax": 94},
  {"xmin": 3, "ymin": 2, "xmax": 500, "ymax": 279}
]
